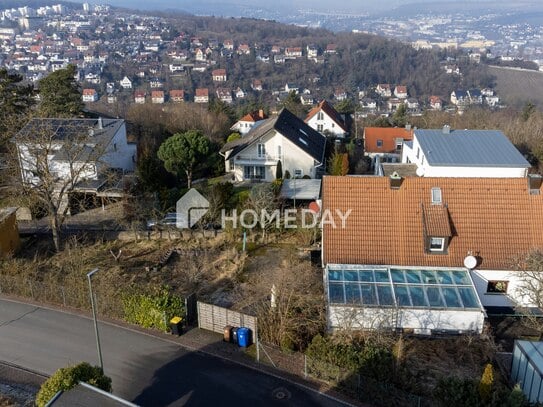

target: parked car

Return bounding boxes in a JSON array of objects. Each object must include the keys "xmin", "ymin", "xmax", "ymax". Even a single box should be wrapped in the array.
[{"xmin": 146, "ymin": 213, "xmax": 178, "ymax": 229}]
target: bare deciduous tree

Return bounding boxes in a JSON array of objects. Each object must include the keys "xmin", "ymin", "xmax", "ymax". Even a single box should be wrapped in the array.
[
  {"xmin": 8, "ymin": 119, "xmax": 118, "ymax": 251},
  {"xmin": 512, "ymin": 249, "xmax": 543, "ymax": 337}
]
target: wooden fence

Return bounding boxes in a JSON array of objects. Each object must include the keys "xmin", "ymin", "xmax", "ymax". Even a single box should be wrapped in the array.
[{"xmin": 197, "ymin": 301, "xmax": 257, "ymax": 334}]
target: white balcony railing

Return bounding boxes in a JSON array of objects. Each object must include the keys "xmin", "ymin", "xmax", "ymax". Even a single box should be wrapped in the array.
[{"xmin": 236, "ymin": 154, "xmax": 281, "ymax": 162}]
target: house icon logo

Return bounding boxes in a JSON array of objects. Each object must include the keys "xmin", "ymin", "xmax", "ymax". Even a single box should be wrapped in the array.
[{"xmin": 176, "ymin": 189, "xmax": 210, "ymax": 228}]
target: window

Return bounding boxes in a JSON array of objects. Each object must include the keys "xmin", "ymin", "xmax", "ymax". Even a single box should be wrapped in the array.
[
  {"xmin": 257, "ymin": 143, "xmax": 266, "ymax": 158},
  {"xmin": 395, "ymin": 139, "xmax": 403, "ymax": 151},
  {"xmin": 431, "ymin": 187, "xmax": 442, "ymax": 204},
  {"xmin": 429, "ymin": 237, "xmax": 445, "ymax": 252},
  {"xmin": 376, "ymin": 139, "xmax": 383, "ymax": 148},
  {"xmin": 317, "ymin": 111, "xmax": 324, "ymax": 120},
  {"xmin": 416, "ymin": 148, "xmax": 420, "ymax": 159},
  {"xmin": 277, "ymin": 145, "xmax": 281, "ymax": 158},
  {"xmin": 487, "ymin": 280, "xmax": 508, "ymax": 294},
  {"xmin": 294, "ymin": 169, "xmax": 303, "ymax": 178},
  {"xmin": 317, "ymin": 124, "xmax": 323, "ymax": 132},
  {"xmin": 244, "ymin": 165, "xmax": 265, "ymax": 179}
]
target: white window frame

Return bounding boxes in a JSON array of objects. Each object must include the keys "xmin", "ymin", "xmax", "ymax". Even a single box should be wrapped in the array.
[
  {"xmin": 431, "ymin": 187, "xmax": 442, "ymax": 204},
  {"xmin": 294, "ymin": 169, "xmax": 303, "ymax": 178},
  {"xmin": 429, "ymin": 237, "xmax": 445, "ymax": 252},
  {"xmin": 257, "ymin": 143, "xmax": 266, "ymax": 158},
  {"xmin": 317, "ymin": 111, "xmax": 324, "ymax": 120}
]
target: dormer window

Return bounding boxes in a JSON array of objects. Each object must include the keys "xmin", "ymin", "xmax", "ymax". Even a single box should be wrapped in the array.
[
  {"xmin": 431, "ymin": 187, "xmax": 442, "ymax": 204},
  {"xmin": 376, "ymin": 139, "xmax": 383, "ymax": 148},
  {"xmin": 429, "ymin": 237, "xmax": 445, "ymax": 252}
]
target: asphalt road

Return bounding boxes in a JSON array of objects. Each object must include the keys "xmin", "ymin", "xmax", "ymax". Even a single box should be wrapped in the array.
[{"xmin": 0, "ymin": 298, "xmax": 347, "ymax": 406}]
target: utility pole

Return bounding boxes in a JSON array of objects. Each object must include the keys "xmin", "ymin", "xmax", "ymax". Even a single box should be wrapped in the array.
[{"xmin": 87, "ymin": 268, "xmax": 103, "ymax": 371}]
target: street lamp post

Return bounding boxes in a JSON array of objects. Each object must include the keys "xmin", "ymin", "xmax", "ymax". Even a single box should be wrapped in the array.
[{"xmin": 87, "ymin": 268, "xmax": 103, "ymax": 371}]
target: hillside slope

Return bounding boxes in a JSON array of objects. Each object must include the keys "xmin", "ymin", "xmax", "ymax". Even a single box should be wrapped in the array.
[{"xmin": 489, "ymin": 66, "xmax": 543, "ymax": 108}]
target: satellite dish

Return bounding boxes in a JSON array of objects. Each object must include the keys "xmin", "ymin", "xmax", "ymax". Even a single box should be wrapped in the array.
[
  {"xmin": 416, "ymin": 167, "xmax": 425, "ymax": 177},
  {"xmin": 464, "ymin": 255, "xmax": 477, "ymax": 269}
]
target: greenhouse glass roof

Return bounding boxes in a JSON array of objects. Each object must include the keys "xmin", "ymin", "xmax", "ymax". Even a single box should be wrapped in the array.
[{"xmin": 326, "ymin": 266, "xmax": 482, "ymax": 310}]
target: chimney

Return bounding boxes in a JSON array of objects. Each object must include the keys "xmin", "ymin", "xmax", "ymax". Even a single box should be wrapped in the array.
[
  {"xmin": 442, "ymin": 125, "xmax": 450, "ymax": 134},
  {"xmin": 389, "ymin": 171, "xmax": 403, "ymax": 189},
  {"xmin": 259, "ymin": 109, "xmax": 264, "ymax": 119},
  {"xmin": 98, "ymin": 117, "xmax": 103, "ymax": 129},
  {"xmin": 405, "ymin": 123, "xmax": 411, "ymax": 131},
  {"xmin": 528, "ymin": 174, "xmax": 543, "ymax": 195}
]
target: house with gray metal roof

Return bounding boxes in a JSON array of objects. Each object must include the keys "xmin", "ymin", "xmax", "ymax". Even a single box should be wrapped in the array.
[
  {"xmin": 401, "ymin": 126, "xmax": 530, "ymax": 178},
  {"xmin": 220, "ymin": 109, "xmax": 326, "ymax": 182}
]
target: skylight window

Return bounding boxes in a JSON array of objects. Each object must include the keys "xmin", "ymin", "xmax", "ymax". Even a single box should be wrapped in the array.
[
  {"xmin": 431, "ymin": 187, "xmax": 442, "ymax": 204},
  {"xmin": 298, "ymin": 137, "xmax": 308, "ymax": 146}
]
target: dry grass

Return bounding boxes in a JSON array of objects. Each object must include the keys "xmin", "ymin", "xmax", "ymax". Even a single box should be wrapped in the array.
[
  {"xmin": 0, "ymin": 395, "xmax": 15, "ymax": 407},
  {"xmin": 399, "ymin": 335, "xmax": 497, "ymax": 392}
]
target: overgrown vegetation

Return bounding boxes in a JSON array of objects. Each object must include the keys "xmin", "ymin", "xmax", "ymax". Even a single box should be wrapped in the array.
[{"xmin": 122, "ymin": 286, "xmax": 185, "ymax": 331}]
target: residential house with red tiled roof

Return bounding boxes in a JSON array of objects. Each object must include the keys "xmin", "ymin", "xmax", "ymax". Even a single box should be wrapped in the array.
[
  {"xmin": 285, "ymin": 47, "xmax": 302, "ymax": 58},
  {"xmin": 212, "ymin": 69, "xmax": 227, "ymax": 82},
  {"xmin": 230, "ymin": 110, "xmax": 268, "ymax": 135},
  {"xmin": 82, "ymin": 88, "xmax": 98, "ymax": 102},
  {"xmin": 363, "ymin": 126, "xmax": 414, "ymax": 162},
  {"xmin": 321, "ymin": 175, "xmax": 543, "ymax": 334},
  {"xmin": 223, "ymin": 39, "xmax": 234, "ymax": 50},
  {"xmin": 429, "ymin": 96, "xmax": 442, "ymax": 110},
  {"xmin": 134, "ymin": 91, "xmax": 146, "ymax": 104},
  {"xmin": 305, "ymin": 100, "xmax": 348, "ymax": 138},
  {"xmin": 237, "ymin": 43, "xmax": 251, "ymax": 55},
  {"xmin": 194, "ymin": 88, "xmax": 209, "ymax": 103},
  {"xmin": 394, "ymin": 85, "xmax": 408, "ymax": 99},
  {"xmin": 169, "ymin": 90, "xmax": 185, "ymax": 102},
  {"xmin": 151, "ymin": 90, "xmax": 165, "ymax": 104},
  {"xmin": 325, "ymin": 44, "xmax": 337, "ymax": 54}
]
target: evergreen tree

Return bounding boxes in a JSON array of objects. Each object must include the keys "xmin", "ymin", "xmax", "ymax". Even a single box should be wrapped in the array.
[
  {"xmin": 38, "ymin": 64, "xmax": 84, "ymax": 117},
  {"xmin": 275, "ymin": 159, "xmax": 283, "ymax": 179},
  {"xmin": 0, "ymin": 68, "xmax": 35, "ymax": 147},
  {"xmin": 157, "ymin": 130, "xmax": 211, "ymax": 188}
]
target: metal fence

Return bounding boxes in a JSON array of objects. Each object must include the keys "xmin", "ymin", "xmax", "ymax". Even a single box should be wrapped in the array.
[
  {"xmin": 0, "ymin": 274, "xmax": 190, "ymax": 327},
  {"xmin": 0, "ymin": 274, "xmax": 123, "ymax": 318}
]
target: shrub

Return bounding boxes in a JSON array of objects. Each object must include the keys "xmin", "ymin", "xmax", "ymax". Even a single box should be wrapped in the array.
[
  {"xmin": 122, "ymin": 286, "xmax": 184, "ymax": 331},
  {"xmin": 479, "ymin": 363, "xmax": 494, "ymax": 402},
  {"xmin": 433, "ymin": 377, "xmax": 479, "ymax": 407},
  {"xmin": 35, "ymin": 362, "xmax": 111, "ymax": 407}
]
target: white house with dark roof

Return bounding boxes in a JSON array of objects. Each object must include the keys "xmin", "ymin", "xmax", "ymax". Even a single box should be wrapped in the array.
[
  {"xmin": 220, "ymin": 109, "xmax": 326, "ymax": 182},
  {"xmin": 402, "ymin": 126, "xmax": 530, "ymax": 177},
  {"xmin": 14, "ymin": 118, "xmax": 136, "ymax": 189}
]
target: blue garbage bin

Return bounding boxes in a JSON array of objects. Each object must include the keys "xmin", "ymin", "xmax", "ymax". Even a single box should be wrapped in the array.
[{"xmin": 237, "ymin": 327, "xmax": 252, "ymax": 347}]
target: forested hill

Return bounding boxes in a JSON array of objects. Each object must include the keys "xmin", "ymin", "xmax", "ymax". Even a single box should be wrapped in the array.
[{"xmin": 154, "ymin": 14, "xmax": 494, "ymax": 100}]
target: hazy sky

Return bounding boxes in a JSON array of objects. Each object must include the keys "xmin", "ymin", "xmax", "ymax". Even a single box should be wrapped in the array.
[{"xmin": 83, "ymin": 0, "xmax": 540, "ymax": 14}]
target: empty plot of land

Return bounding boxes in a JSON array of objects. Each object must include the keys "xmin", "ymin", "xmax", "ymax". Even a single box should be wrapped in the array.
[{"xmin": 489, "ymin": 66, "xmax": 543, "ymax": 109}]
